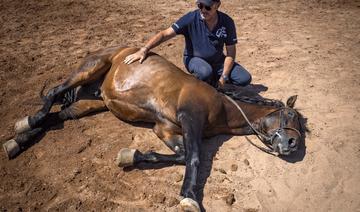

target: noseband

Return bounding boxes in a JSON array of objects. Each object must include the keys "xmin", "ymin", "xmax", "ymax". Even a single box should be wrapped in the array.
[{"xmin": 225, "ymin": 95, "xmax": 301, "ymax": 156}]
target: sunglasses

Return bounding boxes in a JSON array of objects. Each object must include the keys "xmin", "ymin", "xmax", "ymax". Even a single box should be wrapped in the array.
[{"xmin": 197, "ymin": 3, "xmax": 213, "ymax": 11}]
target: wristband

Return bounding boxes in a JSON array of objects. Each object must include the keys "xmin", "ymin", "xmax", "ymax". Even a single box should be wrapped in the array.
[
  {"xmin": 142, "ymin": 46, "xmax": 150, "ymax": 52},
  {"xmin": 222, "ymin": 74, "xmax": 229, "ymax": 82}
]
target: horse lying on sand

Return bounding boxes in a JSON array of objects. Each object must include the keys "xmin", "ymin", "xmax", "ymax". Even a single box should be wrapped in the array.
[{"xmin": 3, "ymin": 46, "xmax": 304, "ymax": 212}]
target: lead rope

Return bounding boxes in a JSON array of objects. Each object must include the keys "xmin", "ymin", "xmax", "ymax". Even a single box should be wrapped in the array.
[{"xmin": 224, "ymin": 95, "xmax": 278, "ymax": 156}]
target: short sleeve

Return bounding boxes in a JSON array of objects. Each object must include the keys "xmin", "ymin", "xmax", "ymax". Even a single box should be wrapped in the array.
[
  {"xmin": 171, "ymin": 11, "xmax": 195, "ymax": 35},
  {"xmin": 225, "ymin": 18, "xmax": 237, "ymax": 45}
]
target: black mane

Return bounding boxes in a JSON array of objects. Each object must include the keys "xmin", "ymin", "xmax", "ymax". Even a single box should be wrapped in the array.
[{"xmin": 220, "ymin": 89, "xmax": 285, "ymax": 108}]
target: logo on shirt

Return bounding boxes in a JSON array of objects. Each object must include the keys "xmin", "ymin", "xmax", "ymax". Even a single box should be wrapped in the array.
[{"xmin": 215, "ymin": 27, "xmax": 227, "ymax": 38}]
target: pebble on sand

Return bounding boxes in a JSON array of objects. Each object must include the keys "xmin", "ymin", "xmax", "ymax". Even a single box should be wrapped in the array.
[
  {"xmin": 224, "ymin": 193, "xmax": 236, "ymax": 206},
  {"xmin": 244, "ymin": 159, "xmax": 250, "ymax": 166},
  {"xmin": 231, "ymin": 164, "xmax": 238, "ymax": 172}
]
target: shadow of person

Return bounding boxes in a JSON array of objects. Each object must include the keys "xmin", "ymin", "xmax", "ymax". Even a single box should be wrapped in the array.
[{"xmin": 217, "ymin": 83, "xmax": 268, "ymax": 99}]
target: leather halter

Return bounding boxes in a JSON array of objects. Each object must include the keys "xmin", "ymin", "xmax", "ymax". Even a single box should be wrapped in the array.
[{"xmin": 224, "ymin": 95, "xmax": 301, "ymax": 156}]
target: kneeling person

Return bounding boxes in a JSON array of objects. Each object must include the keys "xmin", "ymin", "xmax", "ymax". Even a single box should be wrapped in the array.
[{"xmin": 124, "ymin": 0, "xmax": 252, "ymax": 87}]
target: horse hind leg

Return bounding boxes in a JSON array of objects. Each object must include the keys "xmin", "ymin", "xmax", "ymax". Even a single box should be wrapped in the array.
[
  {"xmin": 3, "ymin": 127, "xmax": 44, "ymax": 159},
  {"xmin": 4, "ymin": 99, "xmax": 107, "ymax": 159},
  {"xmin": 14, "ymin": 55, "xmax": 111, "ymax": 134}
]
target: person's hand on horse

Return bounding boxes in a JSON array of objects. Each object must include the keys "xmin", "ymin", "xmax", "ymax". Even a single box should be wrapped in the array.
[{"xmin": 123, "ymin": 47, "xmax": 149, "ymax": 64}]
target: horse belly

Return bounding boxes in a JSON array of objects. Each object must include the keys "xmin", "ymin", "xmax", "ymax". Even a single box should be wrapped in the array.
[{"xmin": 104, "ymin": 98, "xmax": 156, "ymax": 123}]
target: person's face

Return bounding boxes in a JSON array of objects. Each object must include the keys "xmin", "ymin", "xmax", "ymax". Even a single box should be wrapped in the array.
[{"xmin": 197, "ymin": 2, "xmax": 220, "ymax": 21}]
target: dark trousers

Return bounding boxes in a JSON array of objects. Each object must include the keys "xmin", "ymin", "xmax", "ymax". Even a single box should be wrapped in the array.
[{"xmin": 184, "ymin": 56, "xmax": 252, "ymax": 86}]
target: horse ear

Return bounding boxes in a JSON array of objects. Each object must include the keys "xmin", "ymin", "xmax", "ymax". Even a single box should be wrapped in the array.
[{"xmin": 286, "ymin": 95, "xmax": 297, "ymax": 108}]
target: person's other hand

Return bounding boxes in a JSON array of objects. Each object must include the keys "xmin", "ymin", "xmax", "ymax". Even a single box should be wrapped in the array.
[
  {"xmin": 218, "ymin": 77, "xmax": 226, "ymax": 88},
  {"xmin": 123, "ymin": 47, "xmax": 148, "ymax": 64}
]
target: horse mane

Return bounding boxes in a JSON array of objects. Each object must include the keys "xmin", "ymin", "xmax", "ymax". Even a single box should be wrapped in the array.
[{"xmin": 219, "ymin": 89, "xmax": 285, "ymax": 108}]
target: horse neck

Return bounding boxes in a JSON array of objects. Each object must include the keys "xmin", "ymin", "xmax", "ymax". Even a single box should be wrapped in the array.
[{"xmin": 222, "ymin": 95, "xmax": 280, "ymax": 133}]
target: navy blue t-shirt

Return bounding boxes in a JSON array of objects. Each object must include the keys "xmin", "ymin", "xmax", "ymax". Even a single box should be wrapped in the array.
[{"xmin": 171, "ymin": 10, "xmax": 237, "ymax": 65}]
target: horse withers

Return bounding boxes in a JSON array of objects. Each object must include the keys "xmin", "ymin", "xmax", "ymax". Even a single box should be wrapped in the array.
[{"xmin": 3, "ymin": 46, "xmax": 304, "ymax": 212}]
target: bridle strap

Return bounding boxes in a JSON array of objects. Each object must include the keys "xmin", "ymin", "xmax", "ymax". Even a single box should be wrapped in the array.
[
  {"xmin": 283, "ymin": 127, "xmax": 302, "ymax": 138},
  {"xmin": 245, "ymin": 136, "xmax": 279, "ymax": 156}
]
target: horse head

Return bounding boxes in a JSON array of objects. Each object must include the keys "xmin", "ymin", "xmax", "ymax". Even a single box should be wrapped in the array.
[{"xmin": 258, "ymin": 95, "xmax": 302, "ymax": 156}]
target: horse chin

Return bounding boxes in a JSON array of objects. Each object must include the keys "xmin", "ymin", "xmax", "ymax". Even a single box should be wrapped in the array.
[
  {"xmin": 278, "ymin": 149, "xmax": 291, "ymax": 156},
  {"xmin": 274, "ymin": 142, "xmax": 291, "ymax": 156}
]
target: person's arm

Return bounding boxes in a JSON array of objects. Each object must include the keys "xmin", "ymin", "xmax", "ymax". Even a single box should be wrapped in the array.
[
  {"xmin": 218, "ymin": 44, "xmax": 236, "ymax": 86},
  {"xmin": 123, "ymin": 27, "xmax": 176, "ymax": 64}
]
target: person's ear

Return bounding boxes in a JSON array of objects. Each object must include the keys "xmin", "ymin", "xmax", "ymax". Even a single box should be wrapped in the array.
[{"xmin": 216, "ymin": 2, "xmax": 221, "ymax": 9}]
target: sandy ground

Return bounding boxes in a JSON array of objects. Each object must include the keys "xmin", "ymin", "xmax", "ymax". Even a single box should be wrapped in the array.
[{"xmin": 1, "ymin": 0, "xmax": 360, "ymax": 211}]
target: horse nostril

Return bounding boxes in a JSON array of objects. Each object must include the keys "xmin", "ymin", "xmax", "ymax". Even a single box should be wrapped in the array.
[{"xmin": 288, "ymin": 138, "xmax": 297, "ymax": 148}]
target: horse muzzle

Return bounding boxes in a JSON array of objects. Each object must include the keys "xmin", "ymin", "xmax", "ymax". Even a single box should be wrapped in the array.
[{"xmin": 271, "ymin": 129, "xmax": 299, "ymax": 156}]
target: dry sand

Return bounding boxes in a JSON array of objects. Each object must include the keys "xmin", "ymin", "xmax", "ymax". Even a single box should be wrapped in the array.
[{"xmin": 1, "ymin": 0, "xmax": 359, "ymax": 211}]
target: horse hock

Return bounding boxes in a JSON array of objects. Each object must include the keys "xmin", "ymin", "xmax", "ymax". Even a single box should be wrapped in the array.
[
  {"xmin": 116, "ymin": 148, "xmax": 137, "ymax": 167},
  {"xmin": 3, "ymin": 139, "xmax": 20, "ymax": 159},
  {"xmin": 14, "ymin": 116, "xmax": 31, "ymax": 134}
]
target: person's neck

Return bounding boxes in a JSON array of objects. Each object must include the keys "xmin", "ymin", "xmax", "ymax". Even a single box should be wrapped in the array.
[{"xmin": 205, "ymin": 11, "xmax": 218, "ymax": 31}]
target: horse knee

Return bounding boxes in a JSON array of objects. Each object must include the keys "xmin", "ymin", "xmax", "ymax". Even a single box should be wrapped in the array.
[{"xmin": 189, "ymin": 155, "xmax": 200, "ymax": 168}]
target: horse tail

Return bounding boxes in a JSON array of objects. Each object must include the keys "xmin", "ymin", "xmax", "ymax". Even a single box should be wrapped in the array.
[
  {"xmin": 39, "ymin": 80, "xmax": 77, "ymax": 108},
  {"xmin": 60, "ymin": 88, "xmax": 78, "ymax": 108}
]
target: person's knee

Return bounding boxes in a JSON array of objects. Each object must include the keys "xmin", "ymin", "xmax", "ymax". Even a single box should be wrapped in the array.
[
  {"xmin": 194, "ymin": 66, "xmax": 212, "ymax": 80},
  {"xmin": 230, "ymin": 65, "xmax": 252, "ymax": 86},
  {"xmin": 187, "ymin": 58, "xmax": 213, "ymax": 81}
]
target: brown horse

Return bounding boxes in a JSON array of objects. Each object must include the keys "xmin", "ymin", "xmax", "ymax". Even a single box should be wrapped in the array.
[{"xmin": 3, "ymin": 46, "xmax": 303, "ymax": 212}]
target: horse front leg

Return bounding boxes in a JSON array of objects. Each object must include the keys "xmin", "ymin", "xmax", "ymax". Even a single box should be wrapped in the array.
[
  {"xmin": 116, "ymin": 149, "xmax": 185, "ymax": 167},
  {"xmin": 116, "ymin": 121, "xmax": 186, "ymax": 167},
  {"xmin": 14, "ymin": 57, "xmax": 111, "ymax": 134},
  {"xmin": 177, "ymin": 111, "xmax": 203, "ymax": 212}
]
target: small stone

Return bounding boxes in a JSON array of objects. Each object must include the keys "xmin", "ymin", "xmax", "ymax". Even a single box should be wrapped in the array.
[
  {"xmin": 73, "ymin": 168, "xmax": 81, "ymax": 176},
  {"xmin": 77, "ymin": 145, "xmax": 87, "ymax": 154},
  {"xmin": 216, "ymin": 168, "xmax": 227, "ymax": 174},
  {"xmin": 231, "ymin": 164, "xmax": 238, "ymax": 172},
  {"xmin": 244, "ymin": 159, "xmax": 250, "ymax": 166},
  {"xmin": 224, "ymin": 193, "xmax": 236, "ymax": 205}
]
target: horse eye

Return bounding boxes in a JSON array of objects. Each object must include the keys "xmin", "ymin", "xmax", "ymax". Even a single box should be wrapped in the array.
[{"xmin": 288, "ymin": 111, "xmax": 295, "ymax": 118}]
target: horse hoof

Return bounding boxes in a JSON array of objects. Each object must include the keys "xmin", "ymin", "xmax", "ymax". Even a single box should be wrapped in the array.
[
  {"xmin": 3, "ymin": 139, "xmax": 20, "ymax": 159},
  {"xmin": 116, "ymin": 148, "xmax": 136, "ymax": 167},
  {"xmin": 14, "ymin": 116, "xmax": 31, "ymax": 134},
  {"xmin": 180, "ymin": 198, "xmax": 200, "ymax": 212}
]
